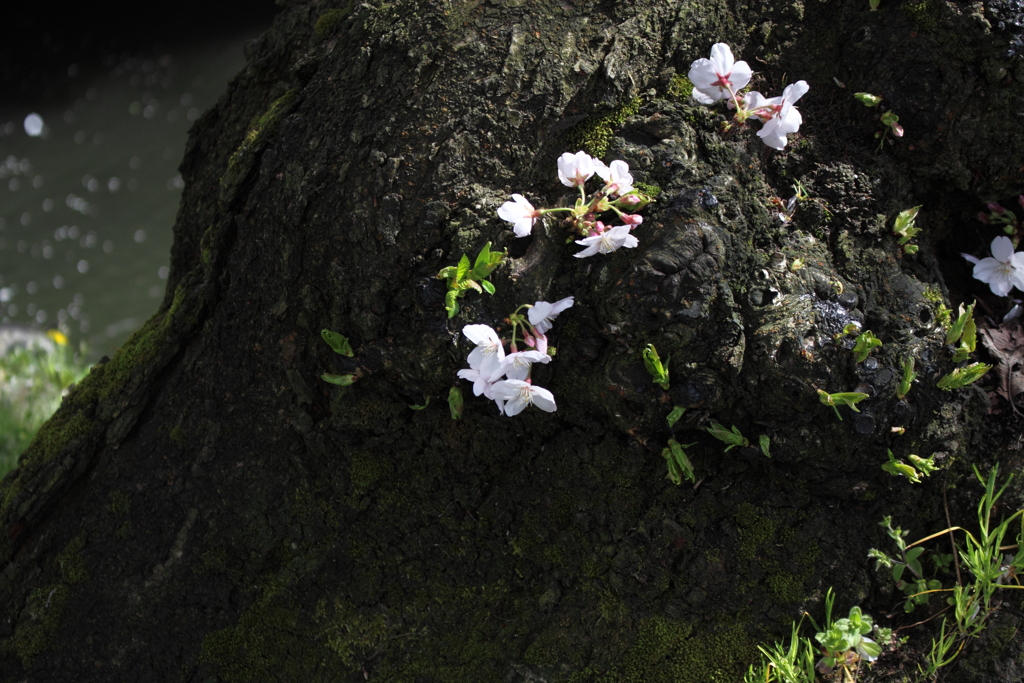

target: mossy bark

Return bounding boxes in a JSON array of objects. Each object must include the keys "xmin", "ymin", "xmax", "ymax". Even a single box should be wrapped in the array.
[{"xmin": 2, "ymin": 0, "xmax": 1023, "ymax": 681}]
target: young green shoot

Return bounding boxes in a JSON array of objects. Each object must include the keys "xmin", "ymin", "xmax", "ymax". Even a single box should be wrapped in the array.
[
  {"xmin": 320, "ymin": 330, "xmax": 358, "ymax": 386},
  {"xmin": 666, "ymin": 405, "xmax": 685, "ymax": 427},
  {"xmin": 868, "ymin": 516, "xmax": 943, "ymax": 612},
  {"xmin": 321, "ymin": 329, "xmax": 354, "ymax": 356},
  {"xmin": 322, "ymin": 373, "xmax": 357, "ymax": 386},
  {"xmin": 852, "ymin": 329, "xmax": 882, "ymax": 363},
  {"xmin": 896, "ymin": 356, "xmax": 917, "ymax": 400},
  {"xmin": 877, "ymin": 110, "xmax": 904, "ymax": 149},
  {"xmin": 662, "ymin": 438, "xmax": 696, "ymax": 485},
  {"xmin": 447, "ymin": 387, "xmax": 463, "ymax": 419},
  {"xmin": 882, "ymin": 449, "xmax": 938, "ymax": 485},
  {"xmin": 743, "ymin": 619, "xmax": 816, "ymax": 683},
  {"xmin": 854, "ymin": 92, "xmax": 883, "ymax": 107},
  {"xmin": 948, "ymin": 303, "xmax": 978, "ymax": 363},
  {"xmin": 643, "ymin": 343, "xmax": 670, "ymax": 390},
  {"xmin": 817, "ymin": 389, "xmax": 869, "ymax": 420},
  {"xmin": 706, "ymin": 422, "xmax": 750, "ymax": 451},
  {"xmin": 937, "ymin": 362, "xmax": 991, "ymax": 391},
  {"xmin": 758, "ymin": 434, "xmax": 771, "ymax": 458},
  {"xmin": 436, "ymin": 242, "xmax": 505, "ymax": 318},
  {"xmin": 892, "ymin": 206, "xmax": 921, "ymax": 254}
]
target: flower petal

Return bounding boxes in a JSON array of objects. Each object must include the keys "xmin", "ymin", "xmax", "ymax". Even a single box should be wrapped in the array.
[{"xmin": 991, "ymin": 235, "xmax": 1015, "ymax": 263}]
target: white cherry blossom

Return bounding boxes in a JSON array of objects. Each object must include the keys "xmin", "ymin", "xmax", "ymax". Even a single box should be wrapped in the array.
[
  {"xmin": 755, "ymin": 81, "xmax": 809, "ymax": 150},
  {"xmin": 557, "ymin": 151, "xmax": 597, "ymax": 188},
  {"xmin": 492, "ymin": 350, "xmax": 551, "ymax": 381},
  {"xmin": 573, "ymin": 224, "xmax": 638, "ymax": 258},
  {"xmin": 528, "ymin": 296, "xmax": 575, "ymax": 334},
  {"xmin": 688, "ymin": 43, "xmax": 752, "ymax": 104},
  {"xmin": 594, "ymin": 159, "xmax": 634, "ymax": 196},
  {"xmin": 497, "ymin": 194, "xmax": 541, "ymax": 237},
  {"xmin": 963, "ymin": 236, "xmax": 1024, "ymax": 297},
  {"xmin": 463, "ymin": 324, "xmax": 506, "ymax": 379},
  {"xmin": 457, "ymin": 367, "xmax": 506, "ymax": 414},
  {"xmin": 491, "ymin": 379, "xmax": 557, "ymax": 416}
]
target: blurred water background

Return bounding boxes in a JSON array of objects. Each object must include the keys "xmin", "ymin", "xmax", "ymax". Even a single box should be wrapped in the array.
[
  {"xmin": 0, "ymin": 2, "xmax": 277, "ymax": 473},
  {"xmin": 1, "ymin": 2, "xmax": 278, "ymax": 360}
]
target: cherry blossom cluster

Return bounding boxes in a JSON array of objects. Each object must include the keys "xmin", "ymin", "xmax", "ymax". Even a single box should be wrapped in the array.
[
  {"xmin": 688, "ymin": 43, "xmax": 809, "ymax": 150},
  {"xmin": 962, "ymin": 236, "xmax": 1024, "ymax": 297},
  {"xmin": 457, "ymin": 297, "xmax": 573, "ymax": 416},
  {"xmin": 496, "ymin": 152, "xmax": 652, "ymax": 258}
]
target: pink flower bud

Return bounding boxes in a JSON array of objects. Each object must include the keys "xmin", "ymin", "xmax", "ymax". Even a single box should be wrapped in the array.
[
  {"xmin": 534, "ymin": 333, "xmax": 548, "ymax": 355},
  {"xmin": 989, "ymin": 202, "xmax": 1006, "ymax": 214},
  {"xmin": 523, "ymin": 331, "xmax": 536, "ymax": 348},
  {"xmin": 621, "ymin": 214, "xmax": 644, "ymax": 226}
]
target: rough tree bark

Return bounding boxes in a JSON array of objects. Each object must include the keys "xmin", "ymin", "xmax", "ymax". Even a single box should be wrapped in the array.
[{"xmin": 2, "ymin": 0, "xmax": 1024, "ymax": 681}]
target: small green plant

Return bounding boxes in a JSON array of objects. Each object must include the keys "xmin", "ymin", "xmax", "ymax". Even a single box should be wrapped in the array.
[
  {"xmin": 945, "ymin": 303, "xmax": 977, "ymax": 362},
  {"xmin": 872, "ymin": 467, "xmax": 1024, "ymax": 678},
  {"xmin": 706, "ymin": 422, "xmax": 749, "ymax": 451},
  {"xmin": 854, "ymin": 92, "xmax": 883, "ymax": 106},
  {"xmin": 643, "ymin": 343, "xmax": 670, "ymax": 390},
  {"xmin": 321, "ymin": 329, "xmax": 354, "ymax": 356},
  {"xmin": 666, "ymin": 405, "xmax": 685, "ymax": 427},
  {"xmin": 817, "ymin": 389, "xmax": 869, "ymax": 420},
  {"xmin": 743, "ymin": 619, "xmax": 816, "ymax": 683},
  {"xmin": 892, "ymin": 206, "xmax": 921, "ymax": 254},
  {"xmin": 746, "ymin": 589, "xmax": 892, "ymax": 683},
  {"xmin": 812, "ymin": 593, "xmax": 885, "ymax": 677},
  {"xmin": 322, "ymin": 373, "xmax": 357, "ymax": 386},
  {"xmin": 320, "ymin": 329, "xmax": 359, "ymax": 385},
  {"xmin": 868, "ymin": 0, "xmax": 880, "ymax": 9},
  {"xmin": 881, "ymin": 450, "xmax": 939, "ymax": 484},
  {"xmin": 869, "ymin": 517, "xmax": 945, "ymax": 613},
  {"xmin": 896, "ymin": 356, "xmax": 917, "ymax": 400},
  {"xmin": 852, "ymin": 330, "xmax": 882, "ymax": 363},
  {"xmin": 937, "ymin": 362, "xmax": 991, "ymax": 390},
  {"xmin": 447, "ymin": 387, "xmax": 463, "ymax": 419},
  {"xmin": 662, "ymin": 438, "xmax": 696, "ymax": 485},
  {"xmin": 436, "ymin": 242, "xmax": 505, "ymax": 318},
  {"xmin": 409, "ymin": 397, "xmax": 430, "ymax": 410},
  {"xmin": 759, "ymin": 434, "xmax": 771, "ymax": 458},
  {"xmin": 877, "ymin": 110, "xmax": 904, "ymax": 149}
]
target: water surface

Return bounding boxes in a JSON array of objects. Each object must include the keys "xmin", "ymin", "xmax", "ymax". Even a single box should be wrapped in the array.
[{"xmin": 0, "ymin": 31, "xmax": 263, "ymax": 358}]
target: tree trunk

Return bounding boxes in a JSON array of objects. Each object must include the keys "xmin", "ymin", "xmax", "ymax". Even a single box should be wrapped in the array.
[{"xmin": 3, "ymin": 0, "xmax": 1023, "ymax": 680}]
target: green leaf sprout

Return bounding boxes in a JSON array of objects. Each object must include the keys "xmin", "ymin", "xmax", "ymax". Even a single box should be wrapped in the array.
[
  {"xmin": 896, "ymin": 356, "xmax": 917, "ymax": 400},
  {"xmin": 706, "ymin": 422, "xmax": 750, "ymax": 451},
  {"xmin": 852, "ymin": 329, "xmax": 882, "ymax": 363},
  {"xmin": 817, "ymin": 389, "xmax": 869, "ymax": 420},
  {"xmin": 321, "ymin": 329, "xmax": 354, "ymax": 356},
  {"xmin": 321, "ymin": 373, "xmax": 357, "ymax": 386},
  {"xmin": 666, "ymin": 406, "xmax": 685, "ymax": 427},
  {"xmin": 855, "ymin": 92, "xmax": 882, "ymax": 106},
  {"xmin": 643, "ymin": 343, "xmax": 670, "ymax": 390},
  {"xmin": 882, "ymin": 449, "xmax": 937, "ymax": 484},
  {"xmin": 662, "ymin": 438, "xmax": 696, "ymax": 485},
  {"xmin": 892, "ymin": 206, "xmax": 921, "ymax": 254},
  {"xmin": 937, "ymin": 362, "xmax": 991, "ymax": 390},
  {"xmin": 448, "ymin": 387, "xmax": 463, "ymax": 420},
  {"xmin": 436, "ymin": 242, "xmax": 505, "ymax": 318}
]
